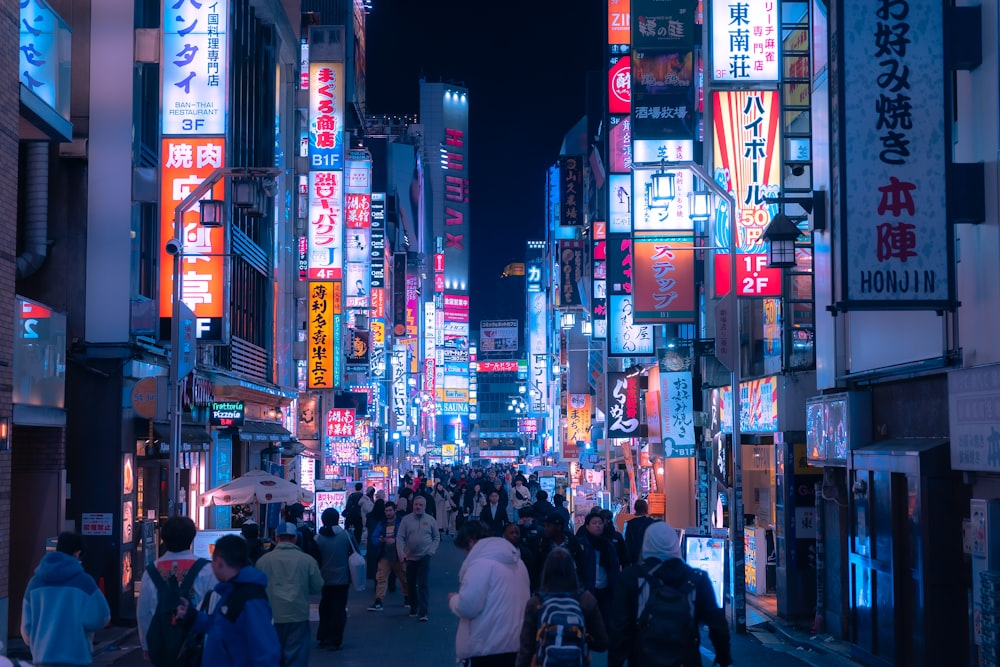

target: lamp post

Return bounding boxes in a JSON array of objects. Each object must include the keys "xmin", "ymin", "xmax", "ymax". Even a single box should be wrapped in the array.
[
  {"xmin": 636, "ymin": 159, "xmax": 745, "ymax": 632},
  {"xmin": 167, "ymin": 167, "xmax": 279, "ymax": 518}
]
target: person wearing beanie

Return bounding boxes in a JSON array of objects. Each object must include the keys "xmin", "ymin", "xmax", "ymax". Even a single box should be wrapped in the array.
[{"xmin": 607, "ymin": 522, "xmax": 732, "ymax": 667}]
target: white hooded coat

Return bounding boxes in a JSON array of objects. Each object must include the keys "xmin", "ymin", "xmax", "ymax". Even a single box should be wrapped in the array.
[{"xmin": 449, "ymin": 536, "xmax": 531, "ymax": 660}]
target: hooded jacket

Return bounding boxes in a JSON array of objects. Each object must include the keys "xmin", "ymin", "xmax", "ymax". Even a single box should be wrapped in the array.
[
  {"xmin": 316, "ymin": 524, "xmax": 353, "ymax": 585},
  {"xmin": 21, "ymin": 551, "xmax": 111, "ymax": 665},
  {"xmin": 190, "ymin": 565, "xmax": 280, "ymax": 666},
  {"xmin": 608, "ymin": 522, "xmax": 732, "ymax": 667},
  {"xmin": 449, "ymin": 537, "xmax": 531, "ymax": 660}
]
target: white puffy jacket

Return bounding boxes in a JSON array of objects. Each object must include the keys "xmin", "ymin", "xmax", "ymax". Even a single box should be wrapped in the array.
[{"xmin": 449, "ymin": 537, "xmax": 531, "ymax": 660}]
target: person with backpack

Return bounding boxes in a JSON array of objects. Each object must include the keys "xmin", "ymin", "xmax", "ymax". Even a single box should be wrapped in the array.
[
  {"xmin": 517, "ymin": 547, "xmax": 607, "ymax": 667},
  {"xmin": 344, "ymin": 483, "xmax": 365, "ymax": 543},
  {"xmin": 20, "ymin": 532, "xmax": 110, "ymax": 667},
  {"xmin": 607, "ymin": 521, "xmax": 732, "ymax": 667},
  {"xmin": 256, "ymin": 522, "xmax": 324, "ymax": 666},
  {"xmin": 136, "ymin": 516, "xmax": 216, "ymax": 666},
  {"xmin": 175, "ymin": 534, "xmax": 280, "ymax": 666},
  {"xmin": 449, "ymin": 520, "xmax": 530, "ymax": 666}
]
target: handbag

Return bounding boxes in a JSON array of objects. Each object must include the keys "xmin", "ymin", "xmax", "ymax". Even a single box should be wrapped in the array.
[{"xmin": 347, "ymin": 533, "xmax": 366, "ymax": 592}]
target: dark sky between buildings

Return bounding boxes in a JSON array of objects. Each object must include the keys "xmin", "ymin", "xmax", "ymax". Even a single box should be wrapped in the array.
[{"xmin": 365, "ymin": 0, "xmax": 605, "ymax": 330}]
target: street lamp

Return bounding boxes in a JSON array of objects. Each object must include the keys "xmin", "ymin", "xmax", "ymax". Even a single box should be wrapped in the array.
[
  {"xmin": 167, "ymin": 166, "xmax": 280, "ymax": 518},
  {"xmin": 635, "ymin": 159, "xmax": 745, "ymax": 632}
]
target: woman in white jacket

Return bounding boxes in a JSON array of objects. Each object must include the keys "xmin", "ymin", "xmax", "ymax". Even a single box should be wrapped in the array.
[{"xmin": 448, "ymin": 520, "xmax": 530, "ymax": 666}]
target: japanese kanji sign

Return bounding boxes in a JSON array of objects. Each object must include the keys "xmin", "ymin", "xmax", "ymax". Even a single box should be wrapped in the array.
[
  {"xmin": 559, "ymin": 156, "xmax": 584, "ymax": 227},
  {"xmin": 657, "ymin": 370, "xmax": 695, "ymax": 457},
  {"xmin": 307, "ymin": 171, "xmax": 343, "ymax": 280},
  {"xmin": 307, "ymin": 281, "xmax": 339, "ymax": 389},
  {"xmin": 632, "ymin": 235, "xmax": 695, "ymax": 322},
  {"xmin": 19, "ymin": 0, "xmax": 69, "ymax": 120},
  {"xmin": 840, "ymin": 0, "xmax": 950, "ymax": 306},
  {"xmin": 308, "ymin": 62, "xmax": 344, "ymax": 170},
  {"xmin": 158, "ymin": 137, "xmax": 227, "ymax": 341},
  {"xmin": 632, "ymin": 0, "xmax": 696, "ymax": 50},
  {"xmin": 710, "ymin": 0, "xmax": 779, "ymax": 82},
  {"xmin": 607, "ymin": 372, "xmax": 641, "ymax": 439},
  {"xmin": 162, "ymin": 0, "xmax": 229, "ymax": 135},
  {"xmin": 565, "ymin": 394, "xmax": 592, "ymax": 459},
  {"xmin": 608, "ymin": 295, "xmax": 655, "ymax": 356},
  {"xmin": 325, "ymin": 408, "xmax": 355, "ymax": 438}
]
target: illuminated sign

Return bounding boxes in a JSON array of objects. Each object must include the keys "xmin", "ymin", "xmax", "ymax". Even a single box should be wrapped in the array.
[
  {"xmin": 162, "ymin": 0, "xmax": 228, "ymax": 135},
  {"xmin": 210, "ymin": 401, "xmax": 245, "ymax": 427},
  {"xmin": 441, "ymin": 91, "xmax": 470, "ymax": 290},
  {"xmin": 710, "ymin": 0, "xmax": 778, "ymax": 82},
  {"xmin": 479, "ymin": 321, "xmax": 518, "ymax": 354},
  {"xmin": 158, "ymin": 137, "xmax": 227, "ymax": 341},
  {"xmin": 657, "ymin": 369, "xmax": 695, "ymax": 456},
  {"xmin": 477, "ymin": 361, "xmax": 519, "ymax": 373},
  {"xmin": 606, "ymin": 373, "xmax": 640, "ymax": 439},
  {"xmin": 632, "ymin": 235, "xmax": 695, "ymax": 322},
  {"xmin": 19, "ymin": 0, "xmax": 71, "ymax": 121},
  {"xmin": 714, "ymin": 253, "xmax": 783, "ymax": 297},
  {"xmin": 632, "ymin": 0, "xmax": 696, "ymax": 50},
  {"xmin": 608, "ymin": 174, "xmax": 632, "ymax": 234},
  {"xmin": 307, "ymin": 171, "xmax": 343, "ymax": 279},
  {"xmin": 608, "ymin": 56, "xmax": 631, "ymax": 115},
  {"xmin": 307, "ymin": 281, "xmax": 339, "ymax": 389},
  {"xmin": 632, "ymin": 166, "xmax": 696, "ymax": 232},
  {"xmin": 719, "ymin": 376, "xmax": 780, "ymax": 434},
  {"xmin": 326, "ymin": 408, "xmax": 356, "ymax": 438},
  {"xmin": 566, "ymin": 394, "xmax": 592, "ymax": 458},
  {"xmin": 308, "ymin": 62, "xmax": 345, "ymax": 170},
  {"xmin": 608, "ymin": 0, "xmax": 631, "ymax": 45},
  {"xmin": 608, "ymin": 295, "xmax": 655, "ymax": 356}
]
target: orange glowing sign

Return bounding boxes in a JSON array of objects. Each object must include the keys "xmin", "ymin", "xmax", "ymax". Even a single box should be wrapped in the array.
[
  {"xmin": 632, "ymin": 235, "xmax": 696, "ymax": 323},
  {"xmin": 308, "ymin": 281, "xmax": 338, "ymax": 389},
  {"xmin": 608, "ymin": 0, "xmax": 631, "ymax": 45},
  {"xmin": 158, "ymin": 138, "xmax": 227, "ymax": 333},
  {"xmin": 565, "ymin": 394, "xmax": 592, "ymax": 460}
]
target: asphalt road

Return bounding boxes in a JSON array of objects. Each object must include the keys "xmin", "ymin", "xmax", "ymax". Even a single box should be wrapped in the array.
[{"xmin": 91, "ymin": 533, "xmax": 849, "ymax": 667}]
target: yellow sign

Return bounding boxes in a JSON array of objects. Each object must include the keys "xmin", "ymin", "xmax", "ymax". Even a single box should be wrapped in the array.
[
  {"xmin": 442, "ymin": 444, "xmax": 457, "ymax": 458},
  {"xmin": 307, "ymin": 281, "xmax": 338, "ymax": 388}
]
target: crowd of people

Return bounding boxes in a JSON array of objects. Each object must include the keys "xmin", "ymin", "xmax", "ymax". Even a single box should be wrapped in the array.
[{"xmin": 13, "ymin": 461, "xmax": 732, "ymax": 667}]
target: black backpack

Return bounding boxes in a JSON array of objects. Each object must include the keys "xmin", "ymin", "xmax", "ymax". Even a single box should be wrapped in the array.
[
  {"xmin": 145, "ymin": 559, "xmax": 209, "ymax": 667},
  {"xmin": 532, "ymin": 592, "xmax": 588, "ymax": 667},
  {"xmin": 297, "ymin": 524, "xmax": 322, "ymax": 565},
  {"xmin": 344, "ymin": 492, "xmax": 363, "ymax": 525},
  {"xmin": 636, "ymin": 563, "xmax": 698, "ymax": 667}
]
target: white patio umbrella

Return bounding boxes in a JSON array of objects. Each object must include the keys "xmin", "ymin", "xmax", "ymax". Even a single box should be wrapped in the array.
[{"xmin": 200, "ymin": 469, "xmax": 313, "ymax": 507}]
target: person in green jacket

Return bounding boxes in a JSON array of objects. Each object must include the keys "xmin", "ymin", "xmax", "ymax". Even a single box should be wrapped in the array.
[{"xmin": 256, "ymin": 522, "xmax": 324, "ymax": 667}]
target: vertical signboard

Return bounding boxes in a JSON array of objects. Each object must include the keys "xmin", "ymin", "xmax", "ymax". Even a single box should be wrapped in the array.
[
  {"xmin": 710, "ymin": 0, "xmax": 779, "ymax": 82},
  {"xmin": 158, "ymin": 138, "xmax": 227, "ymax": 341},
  {"xmin": 608, "ymin": 0, "xmax": 631, "ymax": 45},
  {"xmin": 840, "ymin": 0, "xmax": 950, "ymax": 306},
  {"xmin": 307, "ymin": 171, "xmax": 343, "ymax": 279},
  {"xmin": 528, "ymin": 292, "xmax": 549, "ymax": 414},
  {"xmin": 566, "ymin": 394, "xmax": 593, "ymax": 457},
  {"xmin": 712, "ymin": 90, "xmax": 783, "ymax": 295},
  {"xmin": 558, "ymin": 240, "xmax": 585, "ymax": 307},
  {"xmin": 657, "ymin": 367, "xmax": 695, "ymax": 457},
  {"xmin": 592, "ymin": 223, "xmax": 607, "ymax": 340},
  {"xmin": 607, "ymin": 372, "xmax": 641, "ymax": 439},
  {"xmin": 308, "ymin": 61, "xmax": 344, "ymax": 170},
  {"xmin": 370, "ymin": 193, "xmax": 386, "ymax": 318},
  {"xmin": 161, "ymin": 0, "xmax": 228, "ymax": 135},
  {"xmin": 307, "ymin": 281, "xmax": 339, "ymax": 389},
  {"xmin": 442, "ymin": 92, "xmax": 470, "ymax": 291},
  {"xmin": 392, "ymin": 253, "xmax": 407, "ymax": 336},
  {"xmin": 559, "ymin": 156, "xmax": 584, "ymax": 227}
]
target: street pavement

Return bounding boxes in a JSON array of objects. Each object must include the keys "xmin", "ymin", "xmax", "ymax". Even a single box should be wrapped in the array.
[{"xmin": 77, "ymin": 533, "xmax": 856, "ymax": 667}]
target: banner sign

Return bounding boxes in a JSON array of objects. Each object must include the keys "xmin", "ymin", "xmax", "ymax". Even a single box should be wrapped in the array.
[
  {"xmin": 479, "ymin": 320, "xmax": 519, "ymax": 353},
  {"xmin": 658, "ymin": 370, "xmax": 695, "ymax": 456},
  {"xmin": 609, "ymin": 56, "xmax": 631, "ymax": 115},
  {"xmin": 162, "ymin": 0, "xmax": 228, "ymax": 135},
  {"xmin": 558, "ymin": 241, "xmax": 586, "ymax": 307},
  {"xmin": 607, "ymin": 372, "xmax": 641, "ymax": 439},
  {"xmin": 608, "ymin": 295, "xmax": 655, "ymax": 356},
  {"xmin": 632, "ymin": 0, "xmax": 696, "ymax": 50},
  {"xmin": 308, "ymin": 61, "xmax": 344, "ymax": 170},
  {"xmin": 840, "ymin": 0, "xmax": 950, "ymax": 306},
  {"xmin": 326, "ymin": 408, "xmax": 355, "ymax": 438},
  {"xmin": 632, "ymin": 235, "xmax": 695, "ymax": 322},
  {"xmin": 559, "ymin": 156, "xmax": 584, "ymax": 227},
  {"xmin": 631, "ymin": 49, "xmax": 695, "ymax": 139},
  {"xmin": 710, "ymin": 0, "xmax": 779, "ymax": 82},
  {"xmin": 307, "ymin": 281, "xmax": 340, "ymax": 389},
  {"xmin": 158, "ymin": 138, "xmax": 227, "ymax": 342},
  {"xmin": 566, "ymin": 394, "xmax": 592, "ymax": 452},
  {"xmin": 307, "ymin": 171, "xmax": 343, "ymax": 279}
]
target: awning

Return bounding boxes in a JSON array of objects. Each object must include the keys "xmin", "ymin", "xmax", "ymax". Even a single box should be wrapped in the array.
[
  {"xmin": 151, "ymin": 423, "xmax": 213, "ymax": 452},
  {"xmin": 238, "ymin": 421, "xmax": 294, "ymax": 442}
]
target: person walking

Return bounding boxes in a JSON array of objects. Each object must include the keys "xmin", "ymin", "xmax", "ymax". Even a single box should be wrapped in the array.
[
  {"xmin": 510, "ymin": 477, "xmax": 533, "ymax": 522},
  {"xmin": 608, "ymin": 522, "xmax": 733, "ymax": 667},
  {"xmin": 517, "ymin": 547, "xmax": 608, "ymax": 667},
  {"xmin": 397, "ymin": 495, "xmax": 440, "ymax": 621},
  {"xmin": 315, "ymin": 508, "xmax": 353, "ymax": 650},
  {"xmin": 576, "ymin": 511, "xmax": 621, "ymax": 624},
  {"xmin": 343, "ymin": 483, "xmax": 365, "ymax": 544},
  {"xmin": 367, "ymin": 501, "xmax": 409, "ymax": 611},
  {"xmin": 20, "ymin": 532, "xmax": 111, "ymax": 667},
  {"xmin": 551, "ymin": 493, "xmax": 572, "ymax": 531},
  {"xmin": 136, "ymin": 516, "xmax": 217, "ymax": 664},
  {"xmin": 433, "ymin": 482, "xmax": 452, "ymax": 536},
  {"xmin": 175, "ymin": 534, "xmax": 280, "ymax": 666},
  {"xmin": 622, "ymin": 498, "xmax": 658, "ymax": 566},
  {"xmin": 449, "ymin": 521, "xmax": 531, "ymax": 667},
  {"xmin": 480, "ymin": 490, "xmax": 510, "ymax": 536},
  {"xmin": 256, "ymin": 522, "xmax": 324, "ymax": 666}
]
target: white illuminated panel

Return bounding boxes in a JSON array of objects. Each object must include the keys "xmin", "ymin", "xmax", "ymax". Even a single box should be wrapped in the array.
[{"xmin": 162, "ymin": 0, "xmax": 229, "ymax": 135}]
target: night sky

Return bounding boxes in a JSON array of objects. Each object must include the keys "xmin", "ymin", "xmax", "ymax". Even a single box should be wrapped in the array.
[{"xmin": 365, "ymin": 0, "xmax": 605, "ymax": 330}]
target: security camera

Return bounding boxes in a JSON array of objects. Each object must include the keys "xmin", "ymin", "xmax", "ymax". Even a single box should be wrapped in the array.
[{"xmin": 165, "ymin": 238, "xmax": 183, "ymax": 256}]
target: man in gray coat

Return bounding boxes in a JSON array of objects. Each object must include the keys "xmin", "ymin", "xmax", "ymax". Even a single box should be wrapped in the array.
[
  {"xmin": 396, "ymin": 495, "xmax": 440, "ymax": 621},
  {"xmin": 315, "ymin": 508, "xmax": 354, "ymax": 650}
]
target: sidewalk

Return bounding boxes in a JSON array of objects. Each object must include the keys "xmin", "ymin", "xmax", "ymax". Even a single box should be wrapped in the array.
[
  {"xmin": 747, "ymin": 596, "xmax": 858, "ymax": 667},
  {"xmin": 6, "ymin": 623, "xmax": 136, "ymax": 663}
]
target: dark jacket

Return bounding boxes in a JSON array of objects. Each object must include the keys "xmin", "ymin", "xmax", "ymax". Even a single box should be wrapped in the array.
[
  {"xmin": 623, "ymin": 516, "xmax": 657, "ymax": 566},
  {"xmin": 531, "ymin": 498, "xmax": 556, "ymax": 521},
  {"xmin": 517, "ymin": 588, "xmax": 608, "ymax": 667},
  {"xmin": 533, "ymin": 533, "xmax": 584, "ymax": 586},
  {"xmin": 480, "ymin": 503, "xmax": 510, "ymax": 536},
  {"xmin": 576, "ymin": 529, "xmax": 621, "ymax": 596},
  {"xmin": 607, "ymin": 558, "xmax": 732, "ymax": 667},
  {"xmin": 369, "ymin": 515, "xmax": 404, "ymax": 562}
]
